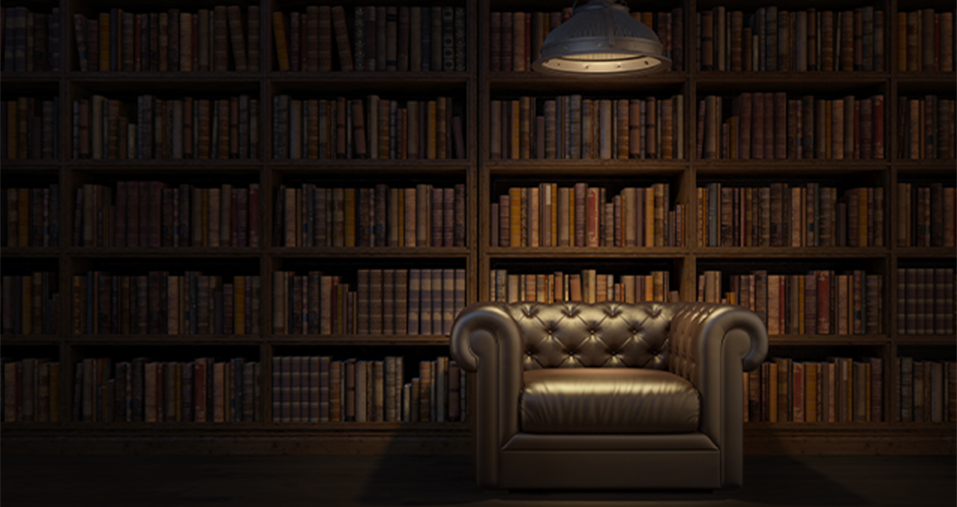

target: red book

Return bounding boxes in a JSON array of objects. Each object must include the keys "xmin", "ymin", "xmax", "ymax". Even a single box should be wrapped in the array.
[
  {"xmin": 574, "ymin": 183, "xmax": 586, "ymax": 247},
  {"xmin": 817, "ymin": 270, "xmax": 831, "ymax": 334},
  {"xmin": 193, "ymin": 360, "xmax": 206, "ymax": 422},
  {"xmin": 114, "ymin": 181, "xmax": 127, "ymax": 247},
  {"xmin": 149, "ymin": 181, "xmax": 164, "ymax": 247},
  {"xmin": 872, "ymin": 95, "xmax": 884, "ymax": 159},
  {"xmin": 127, "ymin": 182, "xmax": 140, "ymax": 247},
  {"xmin": 501, "ymin": 12, "xmax": 512, "ymax": 71},
  {"xmin": 248, "ymin": 183, "xmax": 260, "ymax": 247},
  {"xmin": 739, "ymin": 93, "xmax": 752, "ymax": 159},
  {"xmin": 792, "ymin": 362, "xmax": 805, "ymax": 422},
  {"xmin": 489, "ymin": 12, "xmax": 501, "ymax": 72},
  {"xmin": 774, "ymin": 92, "xmax": 787, "ymax": 159},
  {"xmin": 586, "ymin": 187, "xmax": 600, "ymax": 247}
]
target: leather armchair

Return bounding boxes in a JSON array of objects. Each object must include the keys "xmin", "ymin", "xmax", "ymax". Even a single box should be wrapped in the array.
[{"xmin": 450, "ymin": 301, "xmax": 768, "ymax": 490}]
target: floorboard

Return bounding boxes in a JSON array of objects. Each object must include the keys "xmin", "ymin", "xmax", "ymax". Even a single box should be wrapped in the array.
[{"xmin": 2, "ymin": 454, "xmax": 954, "ymax": 507}]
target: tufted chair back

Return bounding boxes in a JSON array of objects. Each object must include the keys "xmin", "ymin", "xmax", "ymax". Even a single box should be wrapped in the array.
[{"xmin": 503, "ymin": 301, "xmax": 675, "ymax": 371}]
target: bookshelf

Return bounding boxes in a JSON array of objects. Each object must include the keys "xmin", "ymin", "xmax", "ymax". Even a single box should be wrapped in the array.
[{"xmin": 1, "ymin": 0, "xmax": 954, "ymax": 455}]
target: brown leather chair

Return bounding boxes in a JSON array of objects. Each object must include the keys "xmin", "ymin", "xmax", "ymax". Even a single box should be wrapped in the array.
[{"xmin": 450, "ymin": 301, "xmax": 768, "ymax": 490}]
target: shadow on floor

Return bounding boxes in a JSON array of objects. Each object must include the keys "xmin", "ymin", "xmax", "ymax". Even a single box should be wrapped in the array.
[
  {"xmin": 1, "ymin": 452, "xmax": 953, "ymax": 507},
  {"xmin": 357, "ymin": 449, "xmax": 864, "ymax": 506}
]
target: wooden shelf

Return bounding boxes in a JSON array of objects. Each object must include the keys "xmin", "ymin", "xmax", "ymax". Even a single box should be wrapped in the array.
[
  {"xmin": 0, "ymin": 421, "xmax": 468, "ymax": 432},
  {"xmin": 744, "ymin": 421, "xmax": 954, "ymax": 454},
  {"xmin": 695, "ymin": 159, "xmax": 889, "ymax": 174},
  {"xmin": 893, "ymin": 335, "xmax": 957, "ymax": 346},
  {"xmin": 67, "ymin": 72, "xmax": 262, "ymax": 83},
  {"xmin": 1, "ymin": 72, "xmax": 61, "ymax": 82},
  {"xmin": 269, "ymin": 159, "xmax": 469, "ymax": 172},
  {"xmin": 270, "ymin": 247, "xmax": 469, "ymax": 258},
  {"xmin": 68, "ymin": 247, "xmax": 263, "ymax": 258},
  {"xmin": 0, "ymin": 161, "xmax": 62, "ymax": 172},
  {"xmin": 486, "ymin": 158, "xmax": 687, "ymax": 176},
  {"xmin": 767, "ymin": 334, "xmax": 890, "ymax": 346},
  {"xmin": 0, "ymin": 336, "xmax": 61, "ymax": 346},
  {"xmin": 894, "ymin": 160, "xmax": 957, "ymax": 172},
  {"xmin": 269, "ymin": 334, "xmax": 450, "ymax": 346},
  {"xmin": 694, "ymin": 247, "xmax": 889, "ymax": 258},
  {"xmin": 487, "ymin": 71, "xmax": 687, "ymax": 93},
  {"xmin": 67, "ymin": 159, "xmax": 262, "ymax": 170},
  {"xmin": 1, "ymin": 247, "xmax": 63, "ymax": 257},
  {"xmin": 694, "ymin": 74, "xmax": 888, "ymax": 96},
  {"xmin": 0, "ymin": 425, "xmax": 472, "ymax": 454},
  {"xmin": 745, "ymin": 422, "xmax": 952, "ymax": 430},
  {"xmin": 66, "ymin": 335, "xmax": 264, "ymax": 345},
  {"xmin": 486, "ymin": 246, "xmax": 688, "ymax": 258},
  {"xmin": 268, "ymin": 71, "xmax": 469, "ymax": 83},
  {"xmin": 894, "ymin": 71, "xmax": 957, "ymax": 84},
  {"xmin": 894, "ymin": 247, "xmax": 957, "ymax": 258}
]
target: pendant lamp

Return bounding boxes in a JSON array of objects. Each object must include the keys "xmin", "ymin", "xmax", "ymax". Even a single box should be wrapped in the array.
[{"xmin": 532, "ymin": 0, "xmax": 672, "ymax": 75}]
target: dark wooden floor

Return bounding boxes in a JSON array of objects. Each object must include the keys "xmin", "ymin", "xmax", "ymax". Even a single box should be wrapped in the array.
[{"xmin": 2, "ymin": 454, "xmax": 954, "ymax": 507}]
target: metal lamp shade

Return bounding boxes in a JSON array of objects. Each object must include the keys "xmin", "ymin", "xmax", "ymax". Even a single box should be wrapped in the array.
[{"xmin": 532, "ymin": 0, "xmax": 672, "ymax": 75}]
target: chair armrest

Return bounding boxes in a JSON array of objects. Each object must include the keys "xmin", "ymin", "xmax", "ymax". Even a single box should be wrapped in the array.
[
  {"xmin": 669, "ymin": 302, "xmax": 768, "ymax": 382},
  {"xmin": 449, "ymin": 302, "xmax": 525, "ymax": 488},
  {"xmin": 667, "ymin": 302, "xmax": 768, "ymax": 489}
]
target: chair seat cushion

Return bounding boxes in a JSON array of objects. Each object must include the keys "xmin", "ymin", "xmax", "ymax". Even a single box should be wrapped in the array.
[{"xmin": 520, "ymin": 368, "xmax": 700, "ymax": 434}]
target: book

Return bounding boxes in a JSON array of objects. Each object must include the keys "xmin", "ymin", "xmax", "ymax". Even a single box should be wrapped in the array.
[{"xmin": 68, "ymin": 357, "xmax": 258, "ymax": 423}]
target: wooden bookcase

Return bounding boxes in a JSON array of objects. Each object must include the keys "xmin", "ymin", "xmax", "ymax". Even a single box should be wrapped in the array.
[{"xmin": 2, "ymin": 0, "xmax": 954, "ymax": 455}]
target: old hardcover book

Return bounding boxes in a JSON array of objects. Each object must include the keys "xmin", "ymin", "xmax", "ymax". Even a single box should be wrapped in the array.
[
  {"xmin": 331, "ymin": 6, "xmax": 353, "ymax": 71},
  {"xmin": 270, "ymin": 12, "xmax": 288, "ymax": 71}
]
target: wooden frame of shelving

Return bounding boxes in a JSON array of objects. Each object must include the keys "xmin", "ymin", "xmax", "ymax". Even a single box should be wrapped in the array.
[{"xmin": 2, "ymin": 0, "xmax": 954, "ymax": 455}]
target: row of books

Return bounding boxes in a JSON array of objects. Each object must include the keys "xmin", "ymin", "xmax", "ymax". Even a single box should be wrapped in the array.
[
  {"xmin": 488, "ymin": 270, "xmax": 676, "ymax": 305},
  {"xmin": 72, "ymin": 357, "xmax": 261, "ymax": 423},
  {"xmin": 72, "ymin": 95, "xmax": 260, "ymax": 160},
  {"xmin": 697, "ymin": 7, "xmax": 885, "ymax": 72},
  {"xmin": 490, "ymin": 9, "xmax": 684, "ymax": 72},
  {"xmin": 2, "ymin": 7, "xmax": 61, "ymax": 72},
  {"xmin": 9, "ymin": 356, "xmax": 955, "ymax": 424},
  {"xmin": 2, "ymin": 359, "xmax": 59, "ymax": 422},
  {"xmin": 697, "ymin": 183, "xmax": 885, "ymax": 248},
  {"xmin": 272, "ymin": 95, "xmax": 464, "ymax": 160},
  {"xmin": 72, "ymin": 182, "xmax": 261, "ymax": 248},
  {"xmin": 272, "ymin": 355, "xmax": 465, "ymax": 423},
  {"xmin": 13, "ymin": 95, "xmax": 953, "ymax": 161},
  {"xmin": 698, "ymin": 270, "xmax": 883, "ymax": 335},
  {"xmin": 898, "ymin": 358, "xmax": 956, "ymax": 423},
  {"xmin": 490, "ymin": 183, "xmax": 684, "ymax": 248},
  {"xmin": 898, "ymin": 96, "xmax": 957, "ymax": 160},
  {"xmin": 274, "ymin": 184, "xmax": 465, "ymax": 248},
  {"xmin": 273, "ymin": 268, "xmax": 465, "ymax": 336},
  {"xmin": 897, "ymin": 184, "xmax": 956, "ymax": 247},
  {"xmin": 490, "ymin": 95, "xmax": 685, "ymax": 160},
  {"xmin": 1, "ymin": 98, "xmax": 59, "ymax": 160},
  {"xmin": 898, "ymin": 10, "xmax": 957, "ymax": 72},
  {"xmin": 72, "ymin": 272, "xmax": 261, "ymax": 336},
  {"xmin": 896, "ymin": 268, "xmax": 956, "ymax": 336},
  {"xmin": 744, "ymin": 357, "xmax": 883, "ymax": 422},
  {"xmin": 697, "ymin": 93, "xmax": 885, "ymax": 160},
  {"xmin": 1, "ymin": 272, "xmax": 59, "ymax": 336},
  {"xmin": 8, "ymin": 181, "xmax": 951, "ymax": 251},
  {"xmin": 3, "ymin": 185, "xmax": 59, "ymax": 247},
  {"xmin": 272, "ymin": 6, "xmax": 466, "ymax": 73},
  {"xmin": 73, "ymin": 6, "xmax": 260, "ymax": 72}
]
